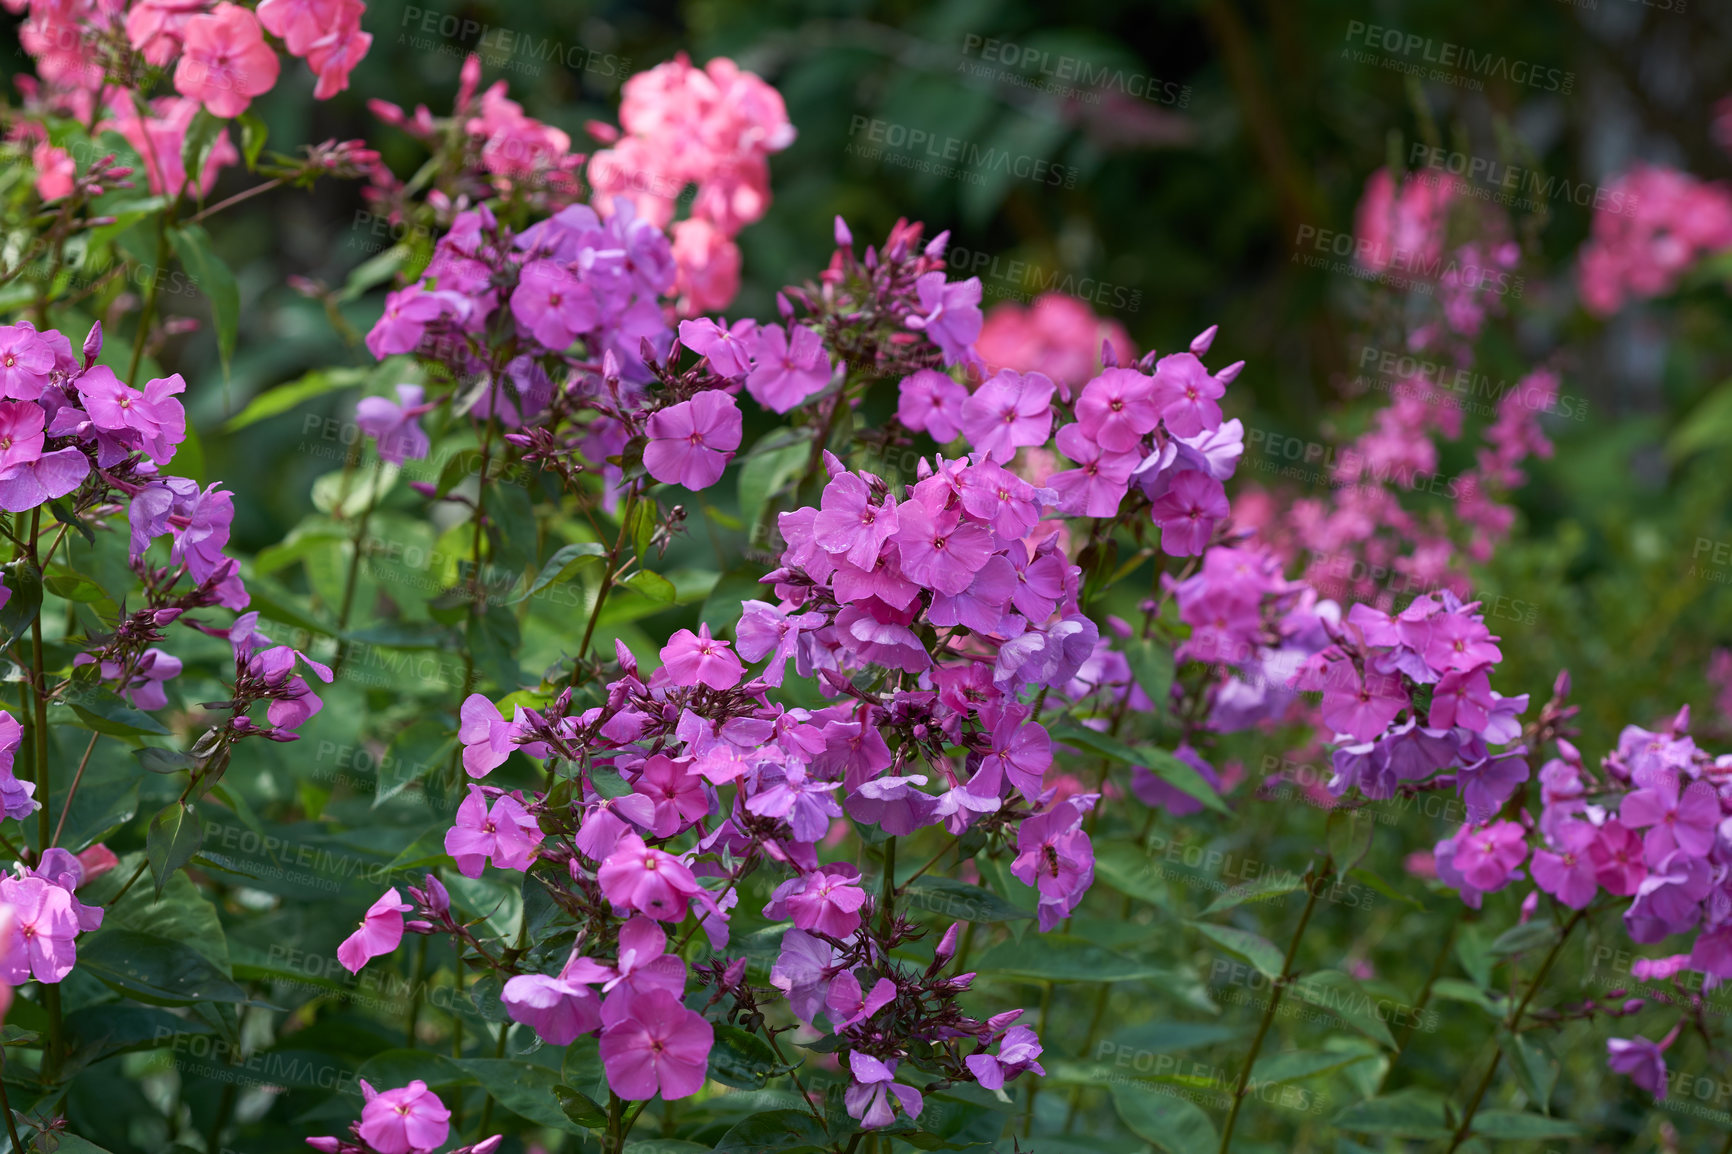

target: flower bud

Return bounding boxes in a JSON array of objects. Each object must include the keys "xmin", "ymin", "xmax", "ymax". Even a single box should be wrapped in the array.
[
  {"xmin": 462, "ymin": 1139, "xmax": 504, "ymax": 1154},
  {"xmin": 1623, "ymin": 998, "xmax": 1646, "ymax": 1014},
  {"xmin": 724, "ymin": 957, "xmax": 748, "ymax": 988},
  {"xmin": 82, "ymin": 321, "xmax": 102, "ymax": 367},
  {"xmin": 405, "ymin": 920, "xmax": 436, "ymax": 934},
  {"xmin": 76, "ymin": 842, "xmax": 119, "ymax": 882},
  {"xmin": 1189, "ymin": 324, "xmax": 1217, "ymax": 356},
  {"xmin": 925, "ymin": 229, "xmax": 950, "ymax": 259},
  {"xmin": 985, "ymin": 1009, "xmax": 1024, "ymax": 1031},
  {"xmin": 1100, "ymin": 338, "xmax": 1118, "ymax": 368},
  {"xmin": 1215, "ymin": 360, "xmax": 1245, "ymax": 386},
  {"xmin": 934, "ymin": 922, "xmax": 961, "ymax": 963},
  {"xmin": 834, "ymin": 216, "xmax": 852, "ymax": 248},
  {"xmin": 305, "ymin": 1140, "xmax": 342, "ymax": 1152}
]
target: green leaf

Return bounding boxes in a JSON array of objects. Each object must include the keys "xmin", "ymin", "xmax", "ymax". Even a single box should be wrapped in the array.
[
  {"xmin": 1288, "ymin": 970, "xmax": 1399, "ymax": 1048},
  {"xmin": 0, "ymin": 560, "xmax": 43, "ymax": 649},
  {"xmin": 78, "ymin": 929, "xmax": 253, "ymax": 1007},
  {"xmin": 713, "ymin": 1109, "xmax": 827, "ymax": 1153},
  {"xmin": 1326, "ymin": 806, "xmax": 1376, "ymax": 872},
  {"xmin": 1348, "ymin": 865, "xmax": 1424, "ymax": 910},
  {"xmin": 1125, "ymin": 638, "xmax": 1175, "ymax": 711},
  {"xmin": 1331, "ymin": 1089, "xmax": 1452, "ymax": 1138},
  {"xmin": 237, "ymin": 111, "xmax": 268, "ymax": 170},
  {"xmin": 627, "ymin": 494, "xmax": 659, "ymax": 560},
  {"xmin": 44, "ymin": 567, "xmax": 106, "ymax": 603},
  {"xmin": 145, "ymin": 802, "xmax": 201, "ymax": 897},
  {"xmin": 1498, "ymin": 1028, "xmax": 1559, "ymax": 1114},
  {"xmin": 1189, "ymin": 922, "xmax": 1285, "ymax": 978},
  {"xmin": 973, "ymin": 935, "xmax": 1166, "ymax": 982},
  {"xmin": 1110, "ymin": 1082, "xmax": 1218, "ymax": 1154},
  {"xmin": 1048, "ymin": 725, "xmax": 1227, "ymax": 814},
  {"xmin": 552, "ymin": 1084, "xmax": 606, "ymax": 1128},
  {"xmin": 899, "ymin": 875, "xmax": 1034, "ymax": 922},
  {"xmin": 708, "ymin": 1023, "xmax": 786, "ymax": 1090},
  {"xmin": 1091, "ymin": 841, "xmax": 1171, "ymax": 910},
  {"xmin": 503, "ymin": 542, "xmax": 606, "ymax": 606},
  {"xmin": 179, "ymin": 108, "xmax": 224, "ymax": 199},
  {"xmin": 339, "ymin": 243, "xmax": 408, "ymax": 302},
  {"xmin": 169, "ymin": 223, "xmax": 239, "ymax": 377},
  {"xmin": 1471, "ymin": 1111, "xmax": 1579, "ymax": 1139},
  {"xmin": 1489, "ymin": 919, "xmax": 1559, "ymax": 958},
  {"xmin": 1249, "ymin": 1048, "xmax": 1375, "ymax": 1088},
  {"xmin": 737, "ymin": 441, "xmax": 808, "ymax": 539},
  {"xmin": 59, "ymin": 681, "xmax": 171, "ymax": 736},
  {"xmin": 1668, "ymin": 378, "xmax": 1732, "ymax": 460},
  {"xmin": 375, "ymin": 719, "xmax": 453, "ymax": 807},
  {"xmin": 134, "ymin": 748, "xmax": 198, "ymax": 775},
  {"xmin": 223, "ymin": 367, "xmax": 369, "ymax": 433},
  {"xmin": 588, "ymin": 766, "xmax": 633, "ymax": 799},
  {"xmin": 1201, "ymin": 871, "xmax": 1305, "ymax": 915},
  {"xmin": 1431, "ymin": 978, "xmax": 1503, "ymax": 1017},
  {"xmin": 453, "ymin": 1058, "xmax": 589, "ymax": 1134},
  {"xmin": 622, "ymin": 569, "xmax": 676, "ymax": 604}
]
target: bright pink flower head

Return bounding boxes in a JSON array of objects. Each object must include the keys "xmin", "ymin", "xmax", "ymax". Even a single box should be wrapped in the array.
[
  {"xmin": 174, "ymin": 3, "xmax": 281, "ymax": 119},
  {"xmin": 0, "ymin": 326, "xmax": 53, "ymax": 401},
  {"xmin": 355, "ymin": 385, "xmax": 432, "ymax": 465},
  {"xmin": 599, "ymin": 987, "xmax": 714, "ymax": 1101},
  {"xmin": 898, "ymin": 368, "xmax": 969, "ymax": 443},
  {"xmin": 671, "ymin": 217, "xmax": 742, "ymax": 314},
  {"xmin": 746, "ymin": 323, "xmax": 831, "ymax": 414},
  {"xmin": 659, "ymin": 623, "xmax": 744, "ymax": 690},
  {"xmin": 904, "ymin": 272, "xmax": 982, "ymax": 368},
  {"xmin": 501, "ymin": 969, "xmax": 602, "ymax": 1045},
  {"xmin": 597, "ymin": 833, "xmax": 701, "ymax": 921},
  {"xmin": 1151, "ymin": 352, "xmax": 1224, "ymax": 437},
  {"xmin": 1075, "ymin": 368, "xmax": 1160, "ymax": 452},
  {"xmin": 976, "ymin": 293, "xmax": 1133, "ymax": 397},
  {"xmin": 960, "ymin": 369, "xmax": 1055, "ymax": 464},
  {"xmin": 358, "ymin": 1079, "xmax": 451, "ymax": 1154},
  {"xmin": 0, "ymin": 875, "xmax": 77, "ymax": 984},
  {"xmin": 643, "ymin": 390, "xmax": 742, "ymax": 491},
  {"xmin": 337, "ymin": 887, "xmax": 411, "ymax": 973},
  {"xmin": 1450, "ymin": 821, "xmax": 1528, "ymax": 892},
  {"xmin": 1150, "ymin": 470, "xmax": 1229, "ymax": 558},
  {"xmin": 445, "ymin": 786, "xmax": 542, "ymax": 878}
]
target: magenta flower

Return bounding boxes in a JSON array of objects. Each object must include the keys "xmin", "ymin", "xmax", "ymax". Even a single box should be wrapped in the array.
[
  {"xmin": 458, "ymin": 694, "xmax": 530, "ymax": 779},
  {"xmin": 1318, "ymin": 665, "xmax": 1408, "ymax": 743},
  {"xmin": 501, "ymin": 966, "xmax": 603, "ymax": 1045},
  {"xmin": 0, "ymin": 326, "xmax": 53, "ymax": 400},
  {"xmin": 167, "ymin": 483, "xmax": 234, "ymax": 583},
  {"xmin": 813, "ymin": 472, "xmax": 900, "ymax": 571},
  {"xmin": 677, "ymin": 317, "xmax": 757, "ymax": 378},
  {"xmin": 366, "ymin": 285, "xmax": 456, "ymax": 358},
  {"xmin": 0, "ymin": 875, "xmax": 78, "ymax": 983},
  {"xmin": 445, "ymin": 786, "xmax": 542, "ymax": 878},
  {"xmin": 355, "ymin": 385, "xmax": 432, "ymax": 465},
  {"xmin": 959, "ymin": 370, "xmax": 1055, "ymax": 464},
  {"xmin": 75, "ymin": 368, "xmax": 187, "ymax": 465},
  {"xmin": 825, "ymin": 971, "xmax": 897, "ymax": 1032},
  {"xmin": 1075, "ymin": 368, "xmax": 1160, "ymax": 452},
  {"xmin": 746, "ymin": 323, "xmax": 831, "ymax": 413},
  {"xmin": 357, "ymin": 1079, "xmax": 451, "ymax": 1154},
  {"xmin": 0, "ymin": 402, "xmax": 44, "ymax": 473},
  {"xmin": 1049, "ymin": 424, "xmax": 1137, "ymax": 517},
  {"xmin": 772, "ymin": 864, "xmax": 867, "ymax": 938},
  {"xmin": 597, "ymin": 833, "xmax": 701, "ymax": 921},
  {"xmin": 893, "ymin": 501, "xmax": 993, "ymax": 595},
  {"xmin": 1530, "ymin": 819, "xmax": 1598, "ymax": 910},
  {"xmin": 337, "ymin": 887, "xmax": 412, "ymax": 973},
  {"xmin": 1429, "ymin": 667, "xmax": 1495, "ymax": 731},
  {"xmin": 1621, "ymin": 775, "xmax": 1718, "ymax": 862},
  {"xmin": 1151, "ymin": 352, "xmax": 1224, "ymax": 436},
  {"xmin": 1450, "ymin": 821, "xmax": 1528, "ymax": 891},
  {"xmin": 735, "ymin": 600, "xmax": 825, "ymax": 687},
  {"xmin": 897, "ymin": 369, "xmax": 968, "ymax": 442},
  {"xmin": 1421, "ymin": 613, "xmax": 1502, "ymax": 674},
  {"xmin": 1010, "ymin": 797, "xmax": 1095, "ymax": 931},
  {"xmin": 1150, "ymin": 470, "xmax": 1229, "ymax": 557},
  {"xmin": 1607, "ymin": 1033, "xmax": 1675, "ymax": 1099},
  {"xmin": 643, "ymin": 390, "xmax": 742, "ymax": 491},
  {"xmin": 770, "ymin": 928, "xmax": 839, "ymax": 1023},
  {"xmin": 975, "ymin": 708, "xmax": 1052, "ymax": 801},
  {"xmin": 1589, "ymin": 819, "xmax": 1648, "ymax": 896},
  {"xmin": 0, "ymin": 447, "xmax": 89, "ymax": 513},
  {"xmin": 965, "ymin": 1026, "xmax": 1046, "ymax": 1090},
  {"xmin": 905, "ymin": 273, "xmax": 983, "ymax": 367},
  {"xmin": 659, "ymin": 624, "xmax": 744, "ymax": 690},
  {"xmin": 843, "ymin": 1051, "xmax": 924, "ymax": 1130},
  {"xmin": 511, "ymin": 260, "xmax": 600, "ymax": 350},
  {"xmin": 598, "ymin": 987, "xmax": 714, "ymax": 1101},
  {"xmin": 632, "ymin": 754, "xmax": 709, "ymax": 838}
]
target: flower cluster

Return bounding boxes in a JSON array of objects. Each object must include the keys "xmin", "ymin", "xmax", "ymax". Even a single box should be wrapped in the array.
[
  {"xmin": 588, "ymin": 53, "xmax": 796, "ymax": 313},
  {"xmin": 1577, "ymin": 165, "xmax": 1732, "ymax": 316},
  {"xmin": 975, "ymin": 292, "xmax": 1134, "ymax": 395}
]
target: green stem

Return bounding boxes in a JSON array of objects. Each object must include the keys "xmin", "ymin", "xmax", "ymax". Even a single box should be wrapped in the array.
[
  {"xmin": 0, "ymin": 1051, "xmax": 24, "ymax": 1153},
  {"xmin": 332, "ymin": 459, "xmax": 383, "ymax": 679},
  {"xmin": 405, "ymin": 933, "xmax": 429, "ymax": 1045},
  {"xmin": 1443, "ymin": 909, "xmax": 1586, "ymax": 1153},
  {"xmin": 1217, "ymin": 858, "xmax": 1332, "ymax": 1154},
  {"xmin": 572, "ymin": 487, "xmax": 637, "ymax": 679},
  {"xmin": 49, "ymin": 732, "xmax": 100, "ymax": 848},
  {"xmin": 878, "ymin": 838, "xmax": 896, "ymax": 938},
  {"xmin": 127, "ymin": 216, "xmax": 170, "ymax": 383},
  {"xmin": 475, "ymin": 1022, "xmax": 509, "ymax": 1138},
  {"xmin": 1375, "ymin": 917, "xmax": 1456, "ymax": 1092}
]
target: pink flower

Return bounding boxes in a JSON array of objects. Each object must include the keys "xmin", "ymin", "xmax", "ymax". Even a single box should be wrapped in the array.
[
  {"xmin": 1150, "ymin": 470, "xmax": 1229, "ymax": 557},
  {"xmin": 337, "ymin": 887, "xmax": 412, "ymax": 973},
  {"xmin": 0, "ymin": 447, "xmax": 89, "ymax": 514},
  {"xmin": 1151, "ymin": 352, "xmax": 1224, "ymax": 436},
  {"xmin": 0, "ymin": 875, "xmax": 77, "ymax": 983},
  {"xmin": 746, "ymin": 323, "xmax": 831, "ymax": 413},
  {"xmin": 511, "ymin": 260, "xmax": 600, "ymax": 350},
  {"xmin": 1075, "ymin": 368, "xmax": 1160, "ymax": 452},
  {"xmin": 1607, "ymin": 1033, "xmax": 1675, "ymax": 1100},
  {"xmin": 1530, "ymin": 819, "xmax": 1598, "ymax": 910},
  {"xmin": 633, "ymin": 754, "xmax": 710, "ymax": 838},
  {"xmin": 643, "ymin": 390, "xmax": 742, "ymax": 491},
  {"xmin": 659, "ymin": 624, "xmax": 744, "ymax": 690},
  {"xmin": 898, "ymin": 369, "xmax": 968, "ymax": 442},
  {"xmin": 1589, "ymin": 819, "xmax": 1647, "ymax": 896},
  {"xmin": 173, "ymin": 3, "xmax": 280, "ymax": 119},
  {"xmin": 599, "ymin": 987, "xmax": 714, "ymax": 1100},
  {"xmin": 127, "ymin": 0, "xmax": 205, "ymax": 64},
  {"xmin": 771, "ymin": 864, "xmax": 867, "ymax": 938},
  {"xmin": 0, "ymin": 402, "xmax": 44, "ymax": 473},
  {"xmin": 893, "ymin": 501, "xmax": 994, "ymax": 596},
  {"xmin": 501, "ymin": 963, "xmax": 603, "ymax": 1045},
  {"xmin": 1049, "ymin": 424, "xmax": 1137, "ymax": 517},
  {"xmin": 677, "ymin": 317, "xmax": 757, "ymax": 378},
  {"xmin": 960, "ymin": 370, "xmax": 1055, "ymax": 464},
  {"xmin": 843, "ymin": 1051, "xmax": 923, "ymax": 1129},
  {"xmin": 445, "ymin": 786, "xmax": 541, "ymax": 878},
  {"xmin": 0, "ymin": 326, "xmax": 53, "ymax": 400},
  {"xmin": 904, "ymin": 272, "xmax": 982, "ymax": 368},
  {"xmin": 597, "ymin": 833, "xmax": 701, "ymax": 921},
  {"xmin": 358, "ymin": 1079, "xmax": 451, "ymax": 1154},
  {"xmin": 1621, "ymin": 775, "xmax": 1719, "ymax": 862},
  {"xmin": 671, "ymin": 218, "xmax": 742, "ymax": 314},
  {"xmin": 813, "ymin": 472, "xmax": 900, "ymax": 571},
  {"xmin": 1450, "ymin": 821, "xmax": 1528, "ymax": 891}
]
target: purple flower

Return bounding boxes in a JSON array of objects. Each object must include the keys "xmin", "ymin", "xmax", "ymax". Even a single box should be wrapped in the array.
[
  {"xmin": 770, "ymin": 928, "xmax": 838, "ymax": 1024},
  {"xmin": 1010, "ymin": 797, "xmax": 1095, "ymax": 931},
  {"xmin": 812, "ymin": 472, "xmax": 900, "ymax": 572},
  {"xmin": 358, "ymin": 1079, "xmax": 450, "ymax": 1154},
  {"xmin": 746, "ymin": 323, "xmax": 831, "ymax": 413},
  {"xmin": 1622, "ymin": 775, "xmax": 1718, "ymax": 862},
  {"xmin": 1607, "ymin": 1033, "xmax": 1673, "ymax": 1099},
  {"xmin": 1530, "ymin": 819, "xmax": 1598, "ymax": 910},
  {"xmin": 167, "ymin": 483, "xmax": 235, "ymax": 583},
  {"xmin": 1456, "ymin": 751, "xmax": 1529, "ymax": 824},
  {"xmin": 598, "ymin": 987, "xmax": 713, "ymax": 1101},
  {"xmin": 0, "ymin": 325, "xmax": 54, "ymax": 399},
  {"xmin": 643, "ymin": 390, "xmax": 742, "ymax": 492},
  {"xmin": 337, "ymin": 887, "xmax": 411, "ymax": 973},
  {"xmin": 355, "ymin": 384, "xmax": 432, "ymax": 465},
  {"xmin": 510, "ymin": 260, "xmax": 599, "ymax": 350},
  {"xmin": 959, "ymin": 370, "xmax": 1055, "ymax": 463},
  {"xmin": 1450, "ymin": 821, "xmax": 1527, "ymax": 892},
  {"xmin": 677, "ymin": 317, "xmax": 757, "ymax": 378},
  {"xmin": 965, "ymin": 1025, "xmax": 1046, "ymax": 1090},
  {"xmin": 897, "ymin": 369, "xmax": 968, "ymax": 442},
  {"xmin": 904, "ymin": 272, "xmax": 982, "ymax": 368},
  {"xmin": 445, "ymin": 786, "xmax": 542, "ymax": 877},
  {"xmin": 501, "ymin": 964, "xmax": 602, "ymax": 1045},
  {"xmin": 0, "ymin": 874, "xmax": 78, "ymax": 983},
  {"xmin": 0, "ymin": 446, "xmax": 88, "ymax": 512},
  {"xmin": 843, "ymin": 1051, "xmax": 924, "ymax": 1130}
]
